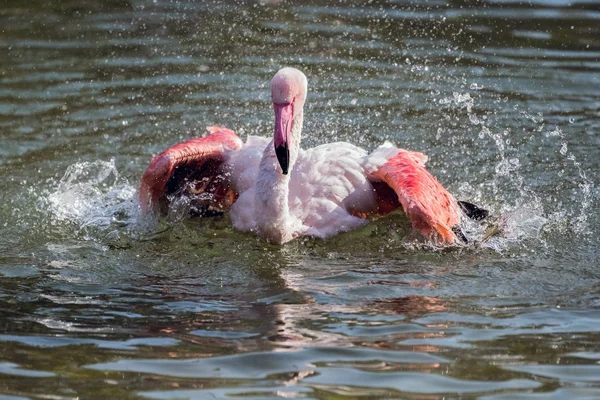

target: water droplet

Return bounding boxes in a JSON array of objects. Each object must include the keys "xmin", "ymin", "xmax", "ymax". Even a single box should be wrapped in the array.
[
  {"xmin": 560, "ymin": 143, "xmax": 568, "ymax": 155},
  {"xmin": 545, "ymin": 128, "xmax": 561, "ymax": 137}
]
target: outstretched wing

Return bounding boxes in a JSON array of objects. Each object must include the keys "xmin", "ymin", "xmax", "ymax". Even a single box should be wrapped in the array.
[
  {"xmin": 139, "ymin": 126, "xmax": 243, "ymax": 214},
  {"xmin": 370, "ymin": 149, "xmax": 462, "ymax": 244}
]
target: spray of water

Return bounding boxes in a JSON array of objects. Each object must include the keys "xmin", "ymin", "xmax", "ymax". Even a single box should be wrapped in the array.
[
  {"xmin": 436, "ymin": 87, "xmax": 595, "ymax": 250},
  {"xmin": 40, "ymin": 159, "xmax": 139, "ymax": 236},
  {"xmin": 543, "ymin": 127, "xmax": 594, "ymax": 235}
]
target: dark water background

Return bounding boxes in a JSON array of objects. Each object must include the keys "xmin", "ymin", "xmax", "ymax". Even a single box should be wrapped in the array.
[{"xmin": 1, "ymin": 0, "xmax": 599, "ymax": 398}]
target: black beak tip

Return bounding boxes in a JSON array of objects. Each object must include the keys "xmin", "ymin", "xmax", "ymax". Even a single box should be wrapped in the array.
[{"xmin": 275, "ymin": 144, "xmax": 290, "ymax": 175}]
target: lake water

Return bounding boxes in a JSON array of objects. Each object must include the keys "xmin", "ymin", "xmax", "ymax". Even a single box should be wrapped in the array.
[{"xmin": 1, "ymin": 0, "xmax": 599, "ymax": 398}]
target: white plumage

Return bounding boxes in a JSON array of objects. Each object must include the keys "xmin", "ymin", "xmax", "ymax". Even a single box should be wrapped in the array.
[{"xmin": 226, "ymin": 136, "xmax": 398, "ymax": 241}]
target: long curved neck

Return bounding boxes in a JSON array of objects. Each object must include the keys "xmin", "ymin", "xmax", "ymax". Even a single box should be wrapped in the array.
[{"xmin": 255, "ymin": 111, "xmax": 303, "ymax": 243}]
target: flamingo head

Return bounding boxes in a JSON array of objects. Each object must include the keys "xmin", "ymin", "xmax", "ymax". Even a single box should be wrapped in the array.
[{"xmin": 271, "ymin": 67, "xmax": 307, "ymax": 175}]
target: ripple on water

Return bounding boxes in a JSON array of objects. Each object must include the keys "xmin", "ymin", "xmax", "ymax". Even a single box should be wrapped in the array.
[
  {"xmin": 0, "ymin": 362, "xmax": 55, "ymax": 378},
  {"xmin": 400, "ymin": 308, "xmax": 600, "ymax": 348},
  {"xmin": 86, "ymin": 347, "xmax": 450, "ymax": 379},
  {"xmin": 481, "ymin": 388, "xmax": 600, "ymax": 400},
  {"xmin": 138, "ymin": 386, "xmax": 314, "ymax": 400},
  {"xmin": 503, "ymin": 364, "xmax": 600, "ymax": 384},
  {"xmin": 303, "ymin": 368, "xmax": 540, "ymax": 394},
  {"xmin": 138, "ymin": 375, "xmax": 540, "ymax": 399},
  {"xmin": 0, "ymin": 335, "xmax": 179, "ymax": 350},
  {"xmin": 189, "ymin": 329, "xmax": 258, "ymax": 339}
]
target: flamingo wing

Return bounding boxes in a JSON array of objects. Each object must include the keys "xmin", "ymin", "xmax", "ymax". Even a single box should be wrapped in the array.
[
  {"xmin": 369, "ymin": 149, "xmax": 463, "ymax": 244},
  {"xmin": 139, "ymin": 126, "xmax": 243, "ymax": 214}
]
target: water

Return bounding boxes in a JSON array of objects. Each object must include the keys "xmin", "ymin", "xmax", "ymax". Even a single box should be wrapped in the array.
[{"xmin": 1, "ymin": 0, "xmax": 599, "ymax": 398}]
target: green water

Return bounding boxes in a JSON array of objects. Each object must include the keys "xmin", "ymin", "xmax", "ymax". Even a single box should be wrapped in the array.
[{"xmin": 1, "ymin": 0, "xmax": 599, "ymax": 398}]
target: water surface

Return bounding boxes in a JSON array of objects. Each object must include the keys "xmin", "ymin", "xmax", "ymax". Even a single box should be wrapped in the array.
[{"xmin": 1, "ymin": 0, "xmax": 599, "ymax": 398}]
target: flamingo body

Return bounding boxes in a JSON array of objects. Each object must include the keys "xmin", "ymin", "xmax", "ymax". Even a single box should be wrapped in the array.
[
  {"xmin": 139, "ymin": 68, "xmax": 485, "ymax": 244},
  {"xmin": 228, "ymin": 139, "xmax": 389, "ymax": 240}
]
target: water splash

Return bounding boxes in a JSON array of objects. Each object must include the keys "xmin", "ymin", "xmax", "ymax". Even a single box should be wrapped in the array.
[
  {"xmin": 543, "ymin": 127, "xmax": 594, "ymax": 235},
  {"xmin": 42, "ymin": 159, "xmax": 138, "ymax": 232},
  {"xmin": 38, "ymin": 159, "xmax": 227, "ymax": 244},
  {"xmin": 436, "ymin": 87, "xmax": 595, "ymax": 248}
]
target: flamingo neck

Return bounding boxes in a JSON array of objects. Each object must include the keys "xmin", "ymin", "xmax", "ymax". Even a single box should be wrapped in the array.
[{"xmin": 255, "ymin": 112, "xmax": 303, "ymax": 243}]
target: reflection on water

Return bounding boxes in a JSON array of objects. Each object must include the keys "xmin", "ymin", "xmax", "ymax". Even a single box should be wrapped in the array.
[{"xmin": 1, "ymin": 0, "xmax": 599, "ymax": 398}]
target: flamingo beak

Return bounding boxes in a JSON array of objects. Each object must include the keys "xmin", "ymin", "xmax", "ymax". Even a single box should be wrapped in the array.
[{"xmin": 274, "ymin": 102, "xmax": 293, "ymax": 175}]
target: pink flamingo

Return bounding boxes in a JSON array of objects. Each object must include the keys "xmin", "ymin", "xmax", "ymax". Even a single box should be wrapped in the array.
[{"xmin": 139, "ymin": 68, "xmax": 486, "ymax": 244}]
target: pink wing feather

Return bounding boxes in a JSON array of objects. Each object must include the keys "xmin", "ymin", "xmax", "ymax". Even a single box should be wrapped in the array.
[
  {"xmin": 139, "ymin": 126, "xmax": 243, "ymax": 214},
  {"xmin": 372, "ymin": 150, "xmax": 461, "ymax": 244}
]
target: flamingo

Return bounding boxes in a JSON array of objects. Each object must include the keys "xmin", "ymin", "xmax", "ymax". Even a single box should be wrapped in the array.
[{"xmin": 139, "ymin": 67, "xmax": 487, "ymax": 244}]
